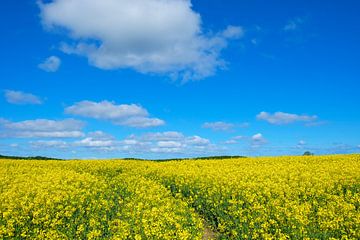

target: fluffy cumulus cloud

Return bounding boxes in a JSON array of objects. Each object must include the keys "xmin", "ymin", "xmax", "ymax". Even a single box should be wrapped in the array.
[
  {"xmin": 0, "ymin": 119, "xmax": 84, "ymax": 138},
  {"xmin": 38, "ymin": 56, "xmax": 61, "ymax": 72},
  {"xmin": 4, "ymin": 90, "xmax": 43, "ymax": 105},
  {"xmin": 65, "ymin": 100, "xmax": 165, "ymax": 128},
  {"xmin": 202, "ymin": 121, "xmax": 234, "ymax": 131},
  {"xmin": 256, "ymin": 111, "xmax": 317, "ymax": 125},
  {"xmin": 39, "ymin": 0, "xmax": 243, "ymax": 81},
  {"xmin": 251, "ymin": 133, "xmax": 266, "ymax": 145}
]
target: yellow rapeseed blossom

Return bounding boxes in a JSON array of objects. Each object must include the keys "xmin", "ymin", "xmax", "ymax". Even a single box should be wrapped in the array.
[{"xmin": 0, "ymin": 154, "xmax": 359, "ymax": 239}]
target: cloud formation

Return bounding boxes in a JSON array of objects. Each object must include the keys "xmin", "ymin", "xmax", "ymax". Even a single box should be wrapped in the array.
[
  {"xmin": 257, "ymin": 111, "xmax": 317, "ymax": 125},
  {"xmin": 225, "ymin": 136, "xmax": 244, "ymax": 144},
  {"xmin": 202, "ymin": 121, "xmax": 235, "ymax": 131},
  {"xmin": 65, "ymin": 100, "xmax": 165, "ymax": 128},
  {"xmin": 4, "ymin": 90, "xmax": 43, "ymax": 105},
  {"xmin": 124, "ymin": 131, "xmax": 212, "ymax": 154},
  {"xmin": 38, "ymin": 56, "xmax": 61, "ymax": 72},
  {"xmin": 39, "ymin": 0, "xmax": 243, "ymax": 81},
  {"xmin": 0, "ymin": 119, "xmax": 85, "ymax": 138},
  {"xmin": 74, "ymin": 131, "xmax": 116, "ymax": 150},
  {"xmin": 31, "ymin": 140, "xmax": 68, "ymax": 149},
  {"xmin": 44, "ymin": 130, "xmax": 214, "ymax": 155},
  {"xmin": 296, "ymin": 140, "xmax": 306, "ymax": 149},
  {"xmin": 283, "ymin": 17, "xmax": 304, "ymax": 31},
  {"xmin": 298, "ymin": 140, "xmax": 306, "ymax": 146},
  {"xmin": 252, "ymin": 133, "xmax": 265, "ymax": 142}
]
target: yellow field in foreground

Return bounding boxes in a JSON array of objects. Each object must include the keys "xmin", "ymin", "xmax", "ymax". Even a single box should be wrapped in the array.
[{"xmin": 0, "ymin": 155, "xmax": 359, "ymax": 239}]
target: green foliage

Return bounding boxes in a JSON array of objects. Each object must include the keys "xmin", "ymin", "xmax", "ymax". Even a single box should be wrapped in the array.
[
  {"xmin": 303, "ymin": 151, "xmax": 314, "ymax": 156},
  {"xmin": 0, "ymin": 154, "xmax": 62, "ymax": 160}
]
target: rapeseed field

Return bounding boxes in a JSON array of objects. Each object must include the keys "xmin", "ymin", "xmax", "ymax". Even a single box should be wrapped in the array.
[{"xmin": 1, "ymin": 155, "xmax": 359, "ymax": 239}]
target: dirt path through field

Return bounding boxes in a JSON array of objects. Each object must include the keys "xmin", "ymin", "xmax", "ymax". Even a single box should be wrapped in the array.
[{"xmin": 202, "ymin": 221, "xmax": 217, "ymax": 240}]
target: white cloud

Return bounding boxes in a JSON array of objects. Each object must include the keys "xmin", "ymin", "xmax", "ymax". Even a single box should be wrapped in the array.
[
  {"xmin": 87, "ymin": 131, "xmax": 115, "ymax": 140},
  {"xmin": 150, "ymin": 147, "xmax": 183, "ymax": 153},
  {"xmin": 122, "ymin": 139, "xmax": 139, "ymax": 145},
  {"xmin": 283, "ymin": 17, "xmax": 304, "ymax": 31},
  {"xmin": 221, "ymin": 25, "xmax": 244, "ymax": 39},
  {"xmin": 251, "ymin": 133, "xmax": 266, "ymax": 146},
  {"xmin": 225, "ymin": 139, "xmax": 238, "ymax": 145},
  {"xmin": 38, "ymin": 56, "xmax": 61, "ymax": 72},
  {"xmin": 157, "ymin": 141, "xmax": 183, "ymax": 148},
  {"xmin": 74, "ymin": 131, "xmax": 116, "ymax": 148},
  {"xmin": 141, "ymin": 131, "xmax": 184, "ymax": 141},
  {"xmin": 0, "ymin": 119, "xmax": 84, "ymax": 138},
  {"xmin": 75, "ymin": 138, "xmax": 114, "ymax": 148},
  {"xmin": 252, "ymin": 133, "xmax": 263, "ymax": 141},
  {"xmin": 202, "ymin": 121, "xmax": 234, "ymax": 131},
  {"xmin": 305, "ymin": 121, "xmax": 327, "ymax": 127},
  {"xmin": 256, "ymin": 111, "xmax": 318, "ymax": 125},
  {"xmin": 39, "ymin": 0, "xmax": 243, "ymax": 81},
  {"xmin": 4, "ymin": 90, "xmax": 43, "ymax": 105},
  {"xmin": 298, "ymin": 140, "xmax": 306, "ymax": 146},
  {"xmin": 64, "ymin": 130, "xmax": 213, "ymax": 154},
  {"xmin": 122, "ymin": 131, "xmax": 212, "ymax": 154},
  {"xmin": 31, "ymin": 140, "xmax": 68, "ymax": 149},
  {"xmin": 296, "ymin": 140, "xmax": 306, "ymax": 149},
  {"xmin": 225, "ymin": 136, "xmax": 244, "ymax": 144},
  {"xmin": 186, "ymin": 136, "xmax": 210, "ymax": 146},
  {"xmin": 239, "ymin": 122, "xmax": 250, "ymax": 128},
  {"xmin": 233, "ymin": 136, "xmax": 244, "ymax": 140},
  {"xmin": 119, "ymin": 117, "xmax": 165, "ymax": 128},
  {"xmin": 65, "ymin": 100, "xmax": 165, "ymax": 128}
]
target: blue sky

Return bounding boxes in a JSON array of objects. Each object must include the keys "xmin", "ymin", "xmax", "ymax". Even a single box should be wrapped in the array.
[{"xmin": 1, "ymin": 0, "xmax": 359, "ymax": 159}]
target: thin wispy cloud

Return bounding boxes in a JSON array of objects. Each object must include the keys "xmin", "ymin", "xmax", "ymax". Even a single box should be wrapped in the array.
[
  {"xmin": 283, "ymin": 17, "xmax": 305, "ymax": 31},
  {"xmin": 31, "ymin": 140, "xmax": 68, "ymax": 149},
  {"xmin": 257, "ymin": 111, "xmax": 318, "ymax": 125},
  {"xmin": 203, "ymin": 121, "xmax": 249, "ymax": 131},
  {"xmin": 39, "ymin": 0, "xmax": 243, "ymax": 81},
  {"xmin": 4, "ymin": 90, "xmax": 43, "ymax": 105},
  {"xmin": 225, "ymin": 136, "xmax": 244, "ymax": 145},
  {"xmin": 202, "ymin": 121, "xmax": 235, "ymax": 131},
  {"xmin": 296, "ymin": 140, "xmax": 306, "ymax": 149},
  {"xmin": 38, "ymin": 56, "xmax": 61, "ymax": 72},
  {"xmin": 305, "ymin": 121, "xmax": 327, "ymax": 127}
]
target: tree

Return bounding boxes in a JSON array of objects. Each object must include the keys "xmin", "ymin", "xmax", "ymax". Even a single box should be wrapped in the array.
[{"xmin": 303, "ymin": 151, "xmax": 314, "ymax": 156}]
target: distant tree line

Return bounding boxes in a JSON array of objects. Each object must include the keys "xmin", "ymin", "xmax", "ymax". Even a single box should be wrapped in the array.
[
  {"xmin": 154, "ymin": 155, "xmax": 247, "ymax": 162},
  {"xmin": 0, "ymin": 154, "xmax": 62, "ymax": 160}
]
